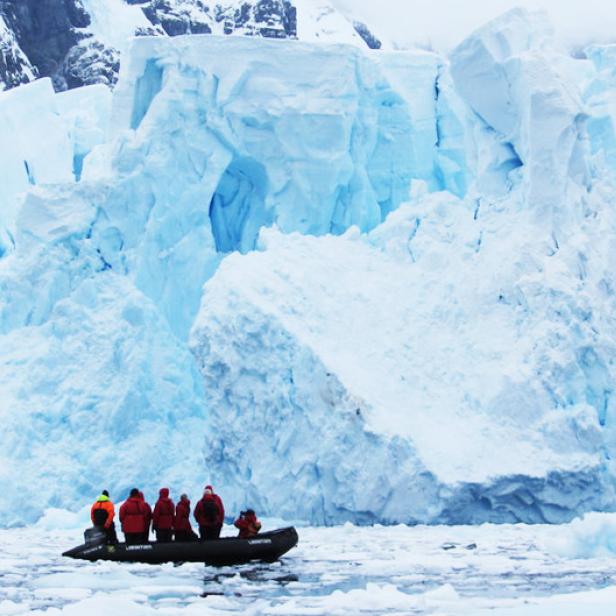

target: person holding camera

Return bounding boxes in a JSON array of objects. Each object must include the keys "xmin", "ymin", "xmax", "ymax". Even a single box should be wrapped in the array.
[{"xmin": 234, "ymin": 509, "xmax": 262, "ymax": 539}]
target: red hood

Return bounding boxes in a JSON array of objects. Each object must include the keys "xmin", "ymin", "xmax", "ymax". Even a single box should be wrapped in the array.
[{"xmin": 159, "ymin": 488, "xmax": 169, "ymax": 498}]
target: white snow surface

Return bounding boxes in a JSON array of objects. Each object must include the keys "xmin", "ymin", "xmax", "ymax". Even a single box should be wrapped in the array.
[
  {"xmin": 2, "ymin": 9, "xmax": 616, "ymax": 526},
  {"xmin": 2, "ymin": 514, "xmax": 616, "ymax": 615}
]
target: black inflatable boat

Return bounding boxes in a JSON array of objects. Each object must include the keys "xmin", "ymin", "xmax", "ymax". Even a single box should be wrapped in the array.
[{"xmin": 63, "ymin": 527, "xmax": 298, "ymax": 566}]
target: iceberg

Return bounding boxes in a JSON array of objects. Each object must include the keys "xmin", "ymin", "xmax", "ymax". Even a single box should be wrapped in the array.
[{"xmin": 0, "ymin": 33, "xmax": 448, "ymax": 523}]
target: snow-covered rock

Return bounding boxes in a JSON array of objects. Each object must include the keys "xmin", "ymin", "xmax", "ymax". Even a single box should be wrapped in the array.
[
  {"xmin": 0, "ymin": 12, "xmax": 36, "ymax": 91},
  {"xmin": 0, "ymin": 0, "xmax": 382, "ymax": 93},
  {"xmin": 0, "ymin": 0, "xmax": 93, "ymax": 90}
]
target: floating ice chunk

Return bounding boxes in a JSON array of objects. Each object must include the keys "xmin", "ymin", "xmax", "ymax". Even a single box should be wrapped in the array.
[
  {"xmin": 294, "ymin": 0, "xmax": 381, "ymax": 48},
  {"xmin": 543, "ymin": 512, "xmax": 616, "ymax": 559},
  {"xmin": 35, "ymin": 506, "xmax": 91, "ymax": 531}
]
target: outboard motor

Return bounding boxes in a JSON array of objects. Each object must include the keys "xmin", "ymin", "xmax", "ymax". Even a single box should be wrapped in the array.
[{"xmin": 84, "ymin": 526, "xmax": 107, "ymax": 546}]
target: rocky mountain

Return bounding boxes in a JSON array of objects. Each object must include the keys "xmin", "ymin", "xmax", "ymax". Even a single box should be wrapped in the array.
[
  {"xmin": 0, "ymin": 10, "xmax": 36, "ymax": 89},
  {"xmin": 0, "ymin": 0, "xmax": 381, "ymax": 92}
]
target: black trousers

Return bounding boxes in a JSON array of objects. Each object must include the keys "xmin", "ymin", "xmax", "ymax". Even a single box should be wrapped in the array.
[
  {"xmin": 199, "ymin": 525, "xmax": 222, "ymax": 541},
  {"xmin": 124, "ymin": 532, "xmax": 142, "ymax": 545},
  {"xmin": 155, "ymin": 529, "xmax": 173, "ymax": 542},
  {"xmin": 104, "ymin": 522, "xmax": 119, "ymax": 545},
  {"xmin": 174, "ymin": 530, "xmax": 196, "ymax": 542}
]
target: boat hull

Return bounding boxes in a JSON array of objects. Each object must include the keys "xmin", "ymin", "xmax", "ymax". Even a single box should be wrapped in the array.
[{"xmin": 62, "ymin": 527, "xmax": 298, "ymax": 566}]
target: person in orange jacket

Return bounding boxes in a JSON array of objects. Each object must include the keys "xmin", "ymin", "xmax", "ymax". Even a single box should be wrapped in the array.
[
  {"xmin": 90, "ymin": 490, "xmax": 118, "ymax": 544},
  {"xmin": 234, "ymin": 509, "xmax": 262, "ymax": 539}
]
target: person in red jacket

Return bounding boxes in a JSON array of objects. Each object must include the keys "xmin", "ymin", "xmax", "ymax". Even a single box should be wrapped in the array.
[
  {"xmin": 234, "ymin": 509, "xmax": 262, "ymax": 539},
  {"xmin": 194, "ymin": 485, "xmax": 225, "ymax": 540},
  {"xmin": 174, "ymin": 493, "xmax": 197, "ymax": 542},
  {"xmin": 137, "ymin": 490, "xmax": 152, "ymax": 543},
  {"xmin": 152, "ymin": 488, "xmax": 175, "ymax": 543},
  {"xmin": 119, "ymin": 488, "xmax": 150, "ymax": 545}
]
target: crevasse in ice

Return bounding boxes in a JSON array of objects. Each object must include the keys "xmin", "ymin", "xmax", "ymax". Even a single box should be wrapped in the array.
[{"xmin": 2, "ymin": 8, "xmax": 616, "ymax": 526}]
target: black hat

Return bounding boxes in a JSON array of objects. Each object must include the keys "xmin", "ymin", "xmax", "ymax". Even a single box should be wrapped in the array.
[
  {"xmin": 130, "ymin": 488, "xmax": 139, "ymax": 497},
  {"xmin": 102, "ymin": 490, "xmax": 109, "ymax": 497}
]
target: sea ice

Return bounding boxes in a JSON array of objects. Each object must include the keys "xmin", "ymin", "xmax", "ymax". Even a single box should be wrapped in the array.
[{"xmin": 1, "ymin": 515, "xmax": 616, "ymax": 615}]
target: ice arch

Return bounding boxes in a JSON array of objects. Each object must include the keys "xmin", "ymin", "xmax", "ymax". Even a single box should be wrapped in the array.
[{"xmin": 209, "ymin": 156, "xmax": 270, "ymax": 253}]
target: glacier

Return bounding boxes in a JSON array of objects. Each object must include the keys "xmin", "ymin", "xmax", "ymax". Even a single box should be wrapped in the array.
[{"xmin": 2, "ymin": 8, "xmax": 616, "ymax": 527}]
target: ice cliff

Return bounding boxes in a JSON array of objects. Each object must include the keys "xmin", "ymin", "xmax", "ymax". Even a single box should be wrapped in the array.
[{"xmin": 2, "ymin": 8, "xmax": 616, "ymax": 526}]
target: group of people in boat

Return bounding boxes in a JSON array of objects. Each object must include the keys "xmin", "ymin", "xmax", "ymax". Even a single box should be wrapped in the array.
[{"xmin": 90, "ymin": 485, "xmax": 261, "ymax": 545}]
